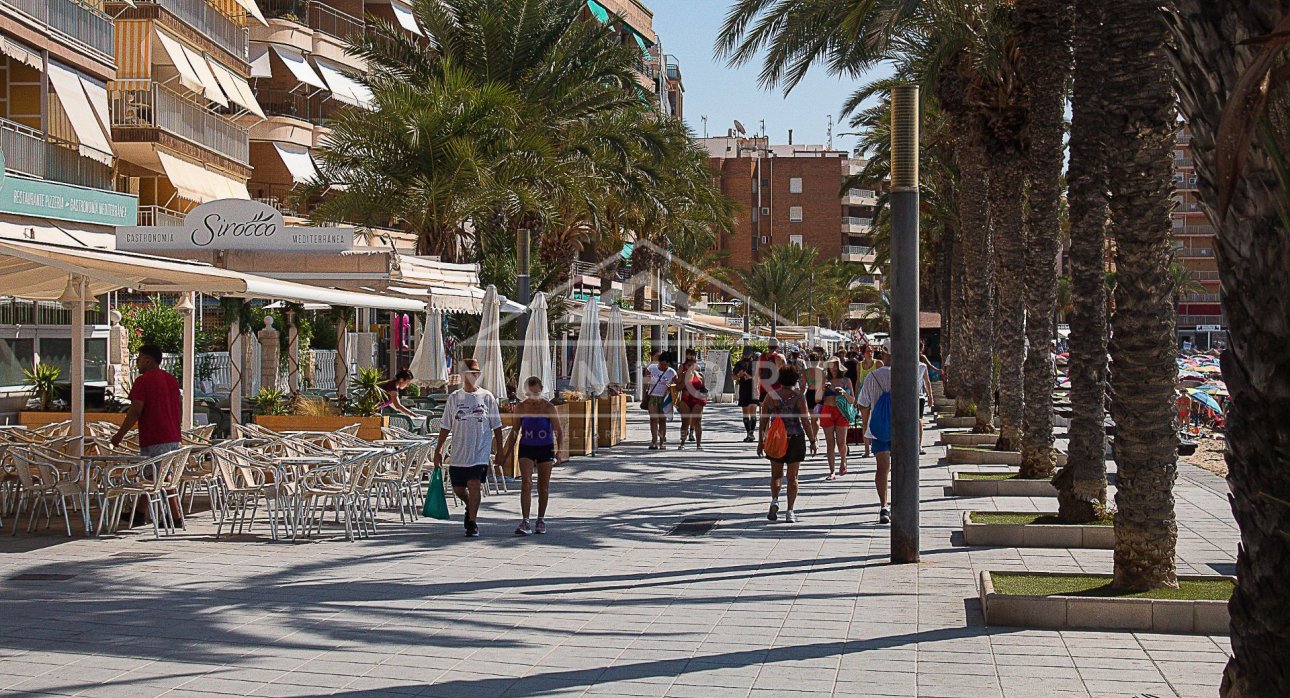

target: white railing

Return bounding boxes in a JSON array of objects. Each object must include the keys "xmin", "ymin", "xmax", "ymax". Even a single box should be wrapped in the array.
[
  {"xmin": 842, "ymin": 245, "xmax": 876, "ymax": 258},
  {"xmin": 109, "ymin": 82, "xmax": 250, "ymax": 164},
  {"xmin": 1, "ymin": 0, "xmax": 113, "ymax": 60},
  {"xmin": 0, "ymin": 116, "xmax": 113, "ymax": 190},
  {"xmin": 843, "ymin": 216, "xmax": 874, "ymax": 230}
]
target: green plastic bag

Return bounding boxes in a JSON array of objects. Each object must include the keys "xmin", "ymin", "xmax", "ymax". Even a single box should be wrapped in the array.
[{"xmin": 423, "ymin": 467, "xmax": 450, "ymax": 520}]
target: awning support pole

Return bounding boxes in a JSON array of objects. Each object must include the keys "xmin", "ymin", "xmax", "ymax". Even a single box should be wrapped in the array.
[
  {"xmin": 70, "ymin": 275, "xmax": 86, "ymax": 458},
  {"xmin": 180, "ymin": 292, "xmax": 195, "ymax": 430}
]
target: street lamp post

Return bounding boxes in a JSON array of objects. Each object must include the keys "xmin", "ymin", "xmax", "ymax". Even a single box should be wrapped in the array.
[
  {"xmin": 889, "ymin": 85, "xmax": 921, "ymax": 564},
  {"xmin": 516, "ymin": 228, "xmax": 531, "ymax": 339}
]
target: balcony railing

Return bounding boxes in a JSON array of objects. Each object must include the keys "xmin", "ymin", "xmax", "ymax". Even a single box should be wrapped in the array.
[
  {"xmin": 1174, "ymin": 157, "xmax": 1194, "ymax": 168},
  {"xmin": 1189, "ymin": 270, "xmax": 1221, "ymax": 281},
  {"xmin": 110, "ymin": 81, "xmax": 250, "ymax": 164},
  {"xmin": 1178, "ymin": 314, "xmax": 1225, "ymax": 327},
  {"xmin": 137, "ymin": 205, "xmax": 185, "ymax": 226},
  {"xmin": 0, "ymin": 117, "xmax": 113, "ymax": 190},
  {"xmin": 1181, "ymin": 293, "xmax": 1221, "ymax": 303},
  {"xmin": 1, "ymin": 0, "xmax": 114, "ymax": 60},
  {"xmin": 255, "ymin": 87, "xmax": 327, "ymax": 124},
  {"xmin": 261, "ymin": 0, "xmax": 364, "ymax": 42},
  {"xmin": 843, "ymin": 188, "xmax": 877, "ymax": 206},
  {"xmin": 1177, "ymin": 247, "xmax": 1214, "ymax": 258},
  {"xmin": 842, "ymin": 245, "xmax": 876, "ymax": 259},
  {"xmin": 1176, "ymin": 224, "xmax": 1216, "ymax": 235},
  {"xmin": 843, "ymin": 216, "xmax": 873, "ymax": 230},
  {"xmin": 138, "ymin": 0, "xmax": 248, "ymax": 61}
]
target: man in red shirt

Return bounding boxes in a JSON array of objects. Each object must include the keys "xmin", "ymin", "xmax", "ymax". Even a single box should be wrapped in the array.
[{"xmin": 111, "ymin": 344, "xmax": 182, "ymax": 456}]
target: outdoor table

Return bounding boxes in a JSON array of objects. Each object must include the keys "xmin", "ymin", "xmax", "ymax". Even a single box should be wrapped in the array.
[{"xmin": 82, "ymin": 453, "xmax": 142, "ymax": 535}]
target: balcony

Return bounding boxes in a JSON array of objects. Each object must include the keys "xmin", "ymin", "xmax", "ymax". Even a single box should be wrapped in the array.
[
  {"xmin": 842, "ymin": 216, "xmax": 873, "ymax": 234},
  {"xmin": 1174, "ymin": 156, "xmax": 1194, "ymax": 168},
  {"xmin": 843, "ymin": 188, "xmax": 877, "ymax": 206},
  {"xmin": 110, "ymin": 81, "xmax": 250, "ymax": 165},
  {"xmin": 1176, "ymin": 247, "xmax": 1214, "ymax": 258},
  {"xmin": 255, "ymin": 87, "xmax": 327, "ymax": 124},
  {"xmin": 1, "ymin": 0, "xmax": 114, "ymax": 61},
  {"xmin": 842, "ymin": 245, "xmax": 876, "ymax": 263},
  {"xmin": 137, "ymin": 205, "xmax": 185, "ymax": 226},
  {"xmin": 262, "ymin": 0, "xmax": 364, "ymax": 42},
  {"xmin": 0, "ymin": 117, "xmax": 113, "ymax": 191},
  {"xmin": 1181, "ymin": 293, "xmax": 1221, "ymax": 303},
  {"xmin": 1178, "ymin": 314, "xmax": 1225, "ymax": 327},
  {"xmin": 131, "ymin": 0, "xmax": 248, "ymax": 61},
  {"xmin": 1189, "ymin": 270, "xmax": 1221, "ymax": 281},
  {"xmin": 1175, "ymin": 224, "xmax": 1216, "ymax": 235}
]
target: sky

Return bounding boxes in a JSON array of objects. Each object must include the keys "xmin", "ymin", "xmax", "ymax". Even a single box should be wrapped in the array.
[{"xmin": 647, "ymin": 1, "xmax": 890, "ymax": 155}]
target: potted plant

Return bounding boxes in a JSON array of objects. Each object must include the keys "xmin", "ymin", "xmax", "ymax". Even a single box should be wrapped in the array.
[
  {"xmin": 23, "ymin": 363, "xmax": 60, "ymax": 411},
  {"xmin": 17, "ymin": 362, "xmax": 134, "ymax": 429}
]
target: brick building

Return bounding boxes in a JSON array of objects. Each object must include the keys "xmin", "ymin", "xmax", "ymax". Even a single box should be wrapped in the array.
[
  {"xmin": 700, "ymin": 135, "xmax": 881, "ymax": 306},
  {"xmin": 1172, "ymin": 126, "xmax": 1224, "ymax": 349}
]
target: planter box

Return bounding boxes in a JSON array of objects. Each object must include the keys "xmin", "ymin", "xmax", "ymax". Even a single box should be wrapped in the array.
[
  {"xmin": 947, "ymin": 446, "xmax": 1068, "ymax": 467},
  {"xmin": 939, "ymin": 430, "xmax": 999, "ymax": 447},
  {"xmin": 951, "ymin": 470, "xmax": 1057, "ymax": 497},
  {"xmin": 19, "ymin": 411, "xmax": 127, "ymax": 431},
  {"xmin": 596, "ymin": 394, "xmax": 628, "ymax": 447},
  {"xmin": 961, "ymin": 512, "xmax": 1114, "ymax": 548},
  {"xmin": 979, "ymin": 571, "xmax": 1233, "ymax": 634},
  {"xmin": 253, "ymin": 415, "xmax": 386, "ymax": 441},
  {"xmin": 557, "ymin": 399, "xmax": 593, "ymax": 457}
]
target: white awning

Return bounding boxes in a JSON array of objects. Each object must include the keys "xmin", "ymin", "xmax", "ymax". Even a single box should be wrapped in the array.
[
  {"xmin": 272, "ymin": 45, "xmax": 327, "ymax": 90},
  {"xmin": 271, "ymin": 142, "xmax": 318, "ymax": 183},
  {"xmin": 155, "ymin": 30, "xmax": 205, "ymax": 95},
  {"xmin": 46, "ymin": 61, "xmax": 113, "ymax": 165},
  {"xmin": 79, "ymin": 76, "xmax": 113, "ymax": 151},
  {"xmin": 249, "ymin": 44, "xmax": 271, "ymax": 78},
  {"xmin": 0, "ymin": 218, "xmax": 115, "ymax": 249},
  {"xmin": 313, "ymin": 57, "xmax": 373, "ymax": 109},
  {"xmin": 0, "ymin": 36, "xmax": 41, "ymax": 71},
  {"xmin": 208, "ymin": 58, "xmax": 265, "ymax": 118},
  {"xmin": 241, "ymin": 278, "xmax": 424, "ymax": 311},
  {"xmin": 157, "ymin": 150, "xmax": 248, "ymax": 203},
  {"xmin": 387, "ymin": 285, "xmax": 525, "ymax": 315},
  {"xmin": 185, "ymin": 48, "xmax": 230, "ymax": 107},
  {"xmin": 232, "ymin": 0, "xmax": 268, "ymax": 26},
  {"xmin": 391, "ymin": 0, "xmax": 424, "ymax": 36}
]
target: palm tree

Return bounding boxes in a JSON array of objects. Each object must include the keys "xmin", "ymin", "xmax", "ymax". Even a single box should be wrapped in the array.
[
  {"xmin": 1101, "ymin": 0, "xmax": 1180, "ymax": 592},
  {"xmin": 1017, "ymin": 0, "xmax": 1073, "ymax": 478},
  {"xmin": 1168, "ymin": 260, "xmax": 1205, "ymax": 307},
  {"xmin": 1166, "ymin": 3, "xmax": 1290, "ymax": 693},
  {"xmin": 1053, "ymin": 0, "xmax": 1110, "ymax": 523},
  {"xmin": 738, "ymin": 244, "xmax": 820, "ymax": 328}
]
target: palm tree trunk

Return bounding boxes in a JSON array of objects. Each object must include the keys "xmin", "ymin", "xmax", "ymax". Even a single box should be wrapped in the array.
[
  {"xmin": 989, "ymin": 151, "xmax": 1026, "ymax": 452},
  {"xmin": 954, "ymin": 137, "xmax": 996, "ymax": 433},
  {"xmin": 1054, "ymin": 0, "xmax": 1110, "ymax": 523},
  {"xmin": 1017, "ymin": 0, "xmax": 1073, "ymax": 479},
  {"xmin": 1103, "ymin": 0, "xmax": 1179, "ymax": 591},
  {"xmin": 948, "ymin": 228, "xmax": 967, "ymax": 405},
  {"xmin": 1167, "ymin": 3, "xmax": 1290, "ymax": 693}
]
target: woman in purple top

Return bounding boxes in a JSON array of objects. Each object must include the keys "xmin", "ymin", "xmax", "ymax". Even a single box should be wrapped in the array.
[{"xmin": 502, "ymin": 376, "xmax": 564, "ymax": 535}]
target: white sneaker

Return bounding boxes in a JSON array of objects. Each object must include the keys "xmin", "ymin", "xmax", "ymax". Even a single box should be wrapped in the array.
[{"xmin": 785, "ymin": 510, "xmax": 798, "ymax": 523}]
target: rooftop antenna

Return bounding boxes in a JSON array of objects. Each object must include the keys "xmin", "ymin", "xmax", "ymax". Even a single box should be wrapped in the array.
[
  {"xmin": 827, "ymin": 114, "xmax": 834, "ymax": 149},
  {"xmin": 759, "ymin": 119, "xmax": 766, "ymax": 137},
  {"xmin": 733, "ymin": 119, "xmax": 747, "ymax": 136},
  {"xmin": 701, "ymin": 115, "xmax": 708, "ymax": 138}
]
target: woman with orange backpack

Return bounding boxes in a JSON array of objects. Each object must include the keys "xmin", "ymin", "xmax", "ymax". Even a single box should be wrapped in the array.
[{"xmin": 757, "ymin": 366, "xmax": 813, "ymax": 523}]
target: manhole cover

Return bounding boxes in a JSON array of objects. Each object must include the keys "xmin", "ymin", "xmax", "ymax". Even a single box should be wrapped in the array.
[
  {"xmin": 667, "ymin": 517, "xmax": 721, "ymax": 536},
  {"xmin": 11, "ymin": 574, "xmax": 75, "ymax": 581}
]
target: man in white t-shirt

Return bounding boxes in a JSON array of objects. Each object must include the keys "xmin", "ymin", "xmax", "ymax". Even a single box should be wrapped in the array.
[
  {"xmin": 434, "ymin": 358, "xmax": 503, "ymax": 537},
  {"xmin": 645, "ymin": 351, "xmax": 677, "ymax": 450}
]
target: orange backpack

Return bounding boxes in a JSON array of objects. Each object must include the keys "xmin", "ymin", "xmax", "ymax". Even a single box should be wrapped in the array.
[{"xmin": 764, "ymin": 414, "xmax": 788, "ymax": 459}]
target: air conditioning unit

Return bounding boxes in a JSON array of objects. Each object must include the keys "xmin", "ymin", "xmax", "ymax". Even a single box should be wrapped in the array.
[
  {"xmin": 760, "ymin": 236, "xmax": 770, "ymax": 244},
  {"xmin": 761, "ymin": 207, "xmax": 770, "ymax": 215}
]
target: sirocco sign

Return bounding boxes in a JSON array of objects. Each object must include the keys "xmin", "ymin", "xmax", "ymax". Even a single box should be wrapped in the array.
[{"xmin": 117, "ymin": 199, "xmax": 352, "ymax": 252}]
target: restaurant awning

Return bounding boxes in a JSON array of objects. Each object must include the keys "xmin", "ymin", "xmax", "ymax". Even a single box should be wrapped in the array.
[
  {"xmin": 314, "ymin": 57, "xmax": 374, "ymax": 109},
  {"xmin": 208, "ymin": 58, "xmax": 265, "ymax": 118},
  {"xmin": 271, "ymin": 142, "xmax": 318, "ymax": 183},
  {"xmin": 391, "ymin": 0, "xmax": 424, "ymax": 35},
  {"xmin": 157, "ymin": 151, "xmax": 249, "ymax": 203},
  {"xmin": 47, "ymin": 61, "xmax": 114, "ymax": 164},
  {"xmin": 386, "ymin": 285, "xmax": 524, "ymax": 315},
  {"xmin": 271, "ymin": 45, "xmax": 327, "ymax": 90}
]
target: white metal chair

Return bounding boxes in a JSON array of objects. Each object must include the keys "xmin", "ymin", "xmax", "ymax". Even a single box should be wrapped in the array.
[{"xmin": 8, "ymin": 446, "xmax": 83, "ymax": 536}]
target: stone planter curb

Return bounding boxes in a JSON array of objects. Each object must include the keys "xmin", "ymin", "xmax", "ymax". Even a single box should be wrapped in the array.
[
  {"xmin": 939, "ymin": 430, "xmax": 999, "ymax": 447},
  {"xmin": 961, "ymin": 511, "xmax": 1115, "ymax": 548},
  {"xmin": 979, "ymin": 571, "xmax": 1232, "ymax": 635},
  {"xmin": 947, "ymin": 446, "xmax": 1068, "ymax": 467},
  {"xmin": 950, "ymin": 470, "xmax": 1057, "ymax": 497}
]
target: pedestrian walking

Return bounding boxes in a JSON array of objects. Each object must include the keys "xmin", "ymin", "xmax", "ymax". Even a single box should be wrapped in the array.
[
  {"xmin": 111, "ymin": 343, "xmax": 183, "ymax": 526},
  {"xmin": 819, "ymin": 358, "xmax": 856, "ymax": 480},
  {"xmin": 676, "ymin": 356, "xmax": 708, "ymax": 450},
  {"xmin": 733, "ymin": 347, "xmax": 758, "ymax": 442},
  {"xmin": 757, "ymin": 338, "xmax": 786, "ymax": 396},
  {"xmin": 433, "ymin": 358, "xmax": 504, "ymax": 537},
  {"xmin": 855, "ymin": 345, "xmax": 885, "ymax": 458},
  {"xmin": 502, "ymin": 376, "xmax": 563, "ymax": 535},
  {"xmin": 857, "ymin": 363, "xmax": 894, "ymax": 524},
  {"xmin": 757, "ymin": 366, "xmax": 813, "ymax": 523},
  {"xmin": 645, "ymin": 351, "xmax": 677, "ymax": 450}
]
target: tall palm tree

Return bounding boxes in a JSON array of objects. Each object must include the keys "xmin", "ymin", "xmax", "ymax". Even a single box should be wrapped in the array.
[
  {"xmin": 1102, "ymin": 0, "xmax": 1180, "ymax": 592},
  {"xmin": 1016, "ymin": 0, "xmax": 1073, "ymax": 478},
  {"xmin": 738, "ymin": 244, "xmax": 820, "ymax": 326},
  {"xmin": 1168, "ymin": 260, "xmax": 1205, "ymax": 307},
  {"xmin": 1053, "ymin": 0, "xmax": 1110, "ymax": 523},
  {"xmin": 1166, "ymin": 3, "xmax": 1290, "ymax": 693}
]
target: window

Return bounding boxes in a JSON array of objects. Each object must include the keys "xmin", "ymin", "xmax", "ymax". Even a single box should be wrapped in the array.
[
  {"xmin": 789, "ymin": 235, "xmax": 803, "ymax": 247},
  {"xmin": 0, "ymin": 338, "xmax": 34, "ymax": 387},
  {"xmin": 789, "ymin": 177, "xmax": 803, "ymax": 193},
  {"xmin": 761, "ymin": 179, "xmax": 770, "ymax": 187},
  {"xmin": 789, "ymin": 206, "xmax": 803, "ymax": 222},
  {"xmin": 751, "ymin": 207, "xmax": 759, "ymax": 222}
]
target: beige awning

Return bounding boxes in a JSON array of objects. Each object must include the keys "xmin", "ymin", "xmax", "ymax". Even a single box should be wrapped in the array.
[
  {"xmin": 208, "ymin": 58, "xmax": 265, "ymax": 118},
  {"xmin": 391, "ymin": 0, "xmax": 424, "ymax": 36},
  {"xmin": 271, "ymin": 142, "xmax": 318, "ymax": 183},
  {"xmin": 0, "ymin": 36, "xmax": 41, "ymax": 71},
  {"xmin": 233, "ymin": 0, "xmax": 268, "ymax": 26},
  {"xmin": 272, "ymin": 45, "xmax": 327, "ymax": 90},
  {"xmin": 155, "ymin": 29, "xmax": 205, "ymax": 95},
  {"xmin": 47, "ymin": 61, "xmax": 113, "ymax": 164},
  {"xmin": 249, "ymin": 44, "xmax": 271, "ymax": 78},
  {"xmin": 157, "ymin": 150, "xmax": 248, "ymax": 203},
  {"xmin": 186, "ymin": 48, "xmax": 230, "ymax": 107},
  {"xmin": 313, "ymin": 57, "xmax": 373, "ymax": 109}
]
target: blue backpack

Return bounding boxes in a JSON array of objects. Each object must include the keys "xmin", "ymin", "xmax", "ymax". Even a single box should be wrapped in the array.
[{"xmin": 868, "ymin": 391, "xmax": 893, "ymax": 442}]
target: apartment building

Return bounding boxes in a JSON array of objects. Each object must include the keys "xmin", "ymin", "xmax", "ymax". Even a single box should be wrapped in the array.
[
  {"xmin": 1172, "ymin": 126, "xmax": 1224, "ymax": 349},
  {"xmin": 588, "ymin": 0, "xmax": 679, "ymax": 119},
  {"xmin": 701, "ymin": 134, "xmax": 880, "ymax": 280}
]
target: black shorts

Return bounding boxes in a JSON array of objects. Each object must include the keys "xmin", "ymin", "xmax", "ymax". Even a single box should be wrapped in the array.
[
  {"xmin": 518, "ymin": 444, "xmax": 556, "ymax": 464},
  {"xmin": 448, "ymin": 464, "xmax": 488, "ymax": 488},
  {"xmin": 919, "ymin": 397, "xmax": 927, "ymax": 415},
  {"xmin": 770, "ymin": 434, "xmax": 808, "ymax": 465},
  {"xmin": 805, "ymin": 391, "xmax": 818, "ymax": 410},
  {"xmin": 737, "ymin": 385, "xmax": 756, "ymax": 407}
]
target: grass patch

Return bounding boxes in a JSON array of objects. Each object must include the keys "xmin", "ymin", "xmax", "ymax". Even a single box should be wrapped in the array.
[
  {"xmin": 990, "ymin": 572, "xmax": 1233, "ymax": 601},
  {"xmin": 969, "ymin": 512, "xmax": 1113, "ymax": 526},
  {"xmin": 956, "ymin": 472, "xmax": 1020, "ymax": 481}
]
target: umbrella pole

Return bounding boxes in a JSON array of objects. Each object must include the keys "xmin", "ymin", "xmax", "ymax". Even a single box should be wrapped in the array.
[{"xmin": 591, "ymin": 390, "xmax": 598, "ymax": 457}]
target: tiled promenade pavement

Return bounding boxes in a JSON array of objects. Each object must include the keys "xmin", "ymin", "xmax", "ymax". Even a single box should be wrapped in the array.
[{"xmin": 0, "ymin": 405, "xmax": 1236, "ymax": 697}]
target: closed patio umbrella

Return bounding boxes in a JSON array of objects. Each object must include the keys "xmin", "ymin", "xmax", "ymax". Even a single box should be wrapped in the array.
[
  {"xmin": 605, "ymin": 303, "xmax": 629, "ymax": 388},
  {"xmin": 472, "ymin": 285, "xmax": 507, "ymax": 397},
  {"xmin": 410, "ymin": 308, "xmax": 449, "ymax": 386},
  {"xmin": 518, "ymin": 292, "xmax": 554, "ymax": 399},
  {"xmin": 571, "ymin": 297, "xmax": 608, "ymax": 397}
]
